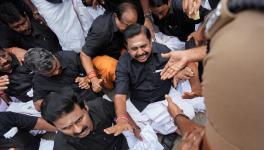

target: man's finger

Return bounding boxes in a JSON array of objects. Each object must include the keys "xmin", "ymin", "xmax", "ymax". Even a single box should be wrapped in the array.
[
  {"xmin": 161, "ymin": 53, "xmax": 171, "ymax": 59},
  {"xmin": 173, "ymin": 76, "xmax": 178, "ymax": 88},
  {"xmin": 165, "ymin": 94, "xmax": 173, "ymax": 103},
  {"xmin": 182, "ymin": 92, "xmax": 196, "ymax": 99},
  {"xmin": 104, "ymin": 126, "xmax": 117, "ymax": 134}
]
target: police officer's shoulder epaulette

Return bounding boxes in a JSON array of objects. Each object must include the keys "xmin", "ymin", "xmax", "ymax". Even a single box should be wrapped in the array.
[{"xmin": 205, "ymin": 0, "xmax": 235, "ymax": 39}]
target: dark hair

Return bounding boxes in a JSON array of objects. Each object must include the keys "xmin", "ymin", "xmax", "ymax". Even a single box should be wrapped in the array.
[
  {"xmin": 0, "ymin": 2, "xmax": 25, "ymax": 24},
  {"xmin": 149, "ymin": 0, "xmax": 169, "ymax": 7},
  {"xmin": 115, "ymin": 2, "xmax": 137, "ymax": 20},
  {"xmin": 228, "ymin": 0, "xmax": 264, "ymax": 13},
  {"xmin": 41, "ymin": 87, "xmax": 86, "ymax": 125},
  {"xmin": 24, "ymin": 48, "xmax": 54, "ymax": 72},
  {"xmin": 0, "ymin": 47, "xmax": 5, "ymax": 53},
  {"xmin": 123, "ymin": 24, "xmax": 151, "ymax": 45}
]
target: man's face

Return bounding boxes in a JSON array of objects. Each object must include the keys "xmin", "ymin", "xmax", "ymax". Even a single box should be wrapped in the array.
[
  {"xmin": 115, "ymin": 10, "xmax": 138, "ymax": 32},
  {"xmin": 40, "ymin": 57, "xmax": 62, "ymax": 77},
  {"xmin": 127, "ymin": 32, "xmax": 152, "ymax": 63},
  {"xmin": 150, "ymin": 3, "xmax": 170, "ymax": 20},
  {"xmin": 53, "ymin": 104, "xmax": 93, "ymax": 138},
  {"xmin": 0, "ymin": 51, "xmax": 13, "ymax": 73},
  {"xmin": 8, "ymin": 16, "xmax": 32, "ymax": 36}
]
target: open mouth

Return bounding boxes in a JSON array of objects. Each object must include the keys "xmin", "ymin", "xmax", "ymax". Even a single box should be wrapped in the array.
[
  {"xmin": 136, "ymin": 54, "xmax": 148, "ymax": 62},
  {"xmin": 3, "ymin": 62, "xmax": 11, "ymax": 69}
]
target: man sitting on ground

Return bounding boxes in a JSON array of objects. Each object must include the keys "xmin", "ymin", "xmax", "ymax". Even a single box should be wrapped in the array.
[
  {"xmin": 0, "ymin": 2, "xmax": 62, "ymax": 53},
  {"xmin": 24, "ymin": 48, "xmax": 99, "ymax": 111},
  {"xmin": 80, "ymin": 2, "xmax": 138, "ymax": 92},
  {"xmin": 104, "ymin": 24, "xmax": 205, "ymax": 144},
  {"xmin": 41, "ymin": 88, "xmax": 128, "ymax": 150}
]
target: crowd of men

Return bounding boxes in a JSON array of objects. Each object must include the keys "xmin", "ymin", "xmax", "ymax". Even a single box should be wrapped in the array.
[{"xmin": 0, "ymin": 0, "xmax": 263, "ymax": 150}]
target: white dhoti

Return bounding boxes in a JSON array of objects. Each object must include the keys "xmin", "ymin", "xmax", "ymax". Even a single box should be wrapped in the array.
[{"xmin": 126, "ymin": 80, "xmax": 205, "ymax": 135}]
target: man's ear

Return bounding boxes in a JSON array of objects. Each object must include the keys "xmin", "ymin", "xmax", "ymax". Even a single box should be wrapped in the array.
[
  {"xmin": 85, "ymin": 104, "xmax": 89, "ymax": 111},
  {"xmin": 168, "ymin": 0, "xmax": 172, "ymax": 7}
]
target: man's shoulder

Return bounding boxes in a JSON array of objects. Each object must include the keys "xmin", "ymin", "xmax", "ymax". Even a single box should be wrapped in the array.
[
  {"xmin": 86, "ymin": 98, "xmax": 114, "ymax": 114},
  {"xmin": 152, "ymin": 42, "xmax": 171, "ymax": 53},
  {"xmin": 54, "ymin": 132, "xmax": 76, "ymax": 150},
  {"xmin": 90, "ymin": 13, "xmax": 113, "ymax": 33},
  {"xmin": 55, "ymin": 51, "xmax": 78, "ymax": 57}
]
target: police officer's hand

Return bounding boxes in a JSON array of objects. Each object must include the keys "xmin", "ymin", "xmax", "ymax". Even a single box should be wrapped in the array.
[
  {"xmin": 161, "ymin": 51, "xmax": 188, "ymax": 80},
  {"xmin": 90, "ymin": 77, "xmax": 102, "ymax": 93},
  {"xmin": 177, "ymin": 126, "xmax": 205, "ymax": 150},
  {"xmin": 75, "ymin": 76, "xmax": 90, "ymax": 89},
  {"xmin": 0, "ymin": 75, "xmax": 9, "ymax": 91}
]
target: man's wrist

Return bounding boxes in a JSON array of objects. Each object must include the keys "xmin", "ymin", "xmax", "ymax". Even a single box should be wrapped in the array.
[
  {"xmin": 88, "ymin": 70, "xmax": 97, "ymax": 80},
  {"xmin": 174, "ymin": 113, "xmax": 189, "ymax": 126},
  {"xmin": 115, "ymin": 113, "xmax": 129, "ymax": 123},
  {"xmin": 144, "ymin": 12, "xmax": 153, "ymax": 22}
]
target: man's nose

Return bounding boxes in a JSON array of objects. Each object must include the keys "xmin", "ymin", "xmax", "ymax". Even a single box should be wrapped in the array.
[
  {"xmin": 0, "ymin": 58, "xmax": 7, "ymax": 64},
  {"xmin": 73, "ymin": 124, "xmax": 82, "ymax": 134}
]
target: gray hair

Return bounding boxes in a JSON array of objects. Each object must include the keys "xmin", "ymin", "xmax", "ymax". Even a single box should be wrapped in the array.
[{"xmin": 24, "ymin": 48, "xmax": 54, "ymax": 72}]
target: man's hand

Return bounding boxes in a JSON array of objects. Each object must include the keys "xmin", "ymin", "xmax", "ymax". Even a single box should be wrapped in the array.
[
  {"xmin": 0, "ymin": 75, "xmax": 9, "ymax": 91},
  {"xmin": 6, "ymin": 47, "xmax": 26, "ymax": 65},
  {"xmin": 104, "ymin": 119, "xmax": 134, "ymax": 136},
  {"xmin": 75, "ymin": 76, "xmax": 90, "ymax": 89},
  {"xmin": 173, "ymin": 67, "xmax": 194, "ymax": 87},
  {"xmin": 144, "ymin": 17, "xmax": 155, "ymax": 39},
  {"xmin": 182, "ymin": 91, "xmax": 202, "ymax": 99},
  {"xmin": 177, "ymin": 126, "xmax": 205, "ymax": 150},
  {"xmin": 166, "ymin": 95, "xmax": 183, "ymax": 118},
  {"xmin": 32, "ymin": 12, "xmax": 47, "ymax": 25},
  {"xmin": 90, "ymin": 77, "xmax": 102, "ymax": 93},
  {"xmin": 187, "ymin": 31, "xmax": 204, "ymax": 46},
  {"xmin": 182, "ymin": 0, "xmax": 201, "ymax": 18},
  {"xmin": 34, "ymin": 99, "xmax": 43, "ymax": 112},
  {"xmin": 161, "ymin": 51, "xmax": 188, "ymax": 80}
]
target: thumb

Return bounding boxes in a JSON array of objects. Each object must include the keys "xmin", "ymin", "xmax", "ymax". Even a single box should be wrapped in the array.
[
  {"xmin": 75, "ymin": 77, "xmax": 79, "ymax": 83},
  {"xmin": 165, "ymin": 94, "xmax": 173, "ymax": 103},
  {"xmin": 161, "ymin": 52, "xmax": 171, "ymax": 59}
]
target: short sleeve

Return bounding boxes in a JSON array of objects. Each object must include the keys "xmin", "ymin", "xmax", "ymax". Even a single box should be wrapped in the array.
[
  {"xmin": 115, "ymin": 53, "xmax": 130, "ymax": 95},
  {"xmin": 32, "ymin": 75, "xmax": 48, "ymax": 101},
  {"xmin": 0, "ymin": 112, "xmax": 37, "ymax": 136},
  {"xmin": 82, "ymin": 24, "xmax": 110, "ymax": 58}
]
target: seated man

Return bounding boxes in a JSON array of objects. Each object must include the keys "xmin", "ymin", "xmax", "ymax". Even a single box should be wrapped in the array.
[
  {"xmin": 149, "ymin": 0, "xmax": 210, "ymax": 41},
  {"xmin": 23, "ymin": 48, "xmax": 99, "ymax": 111},
  {"xmin": 0, "ymin": 47, "xmax": 33, "ymax": 102},
  {"xmin": 80, "ymin": 2, "xmax": 138, "ymax": 92},
  {"xmin": 0, "ymin": 111, "xmax": 56, "ymax": 150},
  {"xmin": 104, "ymin": 24, "xmax": 205, "ymax": 140},
  {"xmin": 41, "ymin": 88, "xmax": 128, "ymax": 150},
  {"xmin": 0, "ymin": 2, "xmax": 62, "ymax": 53}
]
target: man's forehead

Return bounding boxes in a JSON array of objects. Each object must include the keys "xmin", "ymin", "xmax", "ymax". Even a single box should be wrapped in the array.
[
  {"xmin": 10, "ymin": 17, "xmax": 26, "ymax": 26},
  {"xmin": 128, "ymin": 41, "xmax": 148, "ymax": 48},
  {"xmin": 0, "ymin": 50, "xmax": 8, "ymax": 56},
  {"xmin": 55, "ymin": 104, "xmax": 85, "ymax": 127}
]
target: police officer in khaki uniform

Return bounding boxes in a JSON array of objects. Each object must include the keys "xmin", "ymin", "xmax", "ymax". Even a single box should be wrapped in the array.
[{"xmin": 161, "ymin": 0, "xmax": 264, "ymax": 149}]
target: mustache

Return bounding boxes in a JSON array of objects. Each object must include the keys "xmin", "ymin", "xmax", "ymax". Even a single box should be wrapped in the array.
[
  {"xmin": 135, "ymin": 52, "xmax": 149, "ymax": 58},
  {"xmin": 3, "ymin": 61, "xmax": 11, "ymax": 67},
  {"xmin": 73, "ymin": 125, "xmax": 89, "ymax": 137}
]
